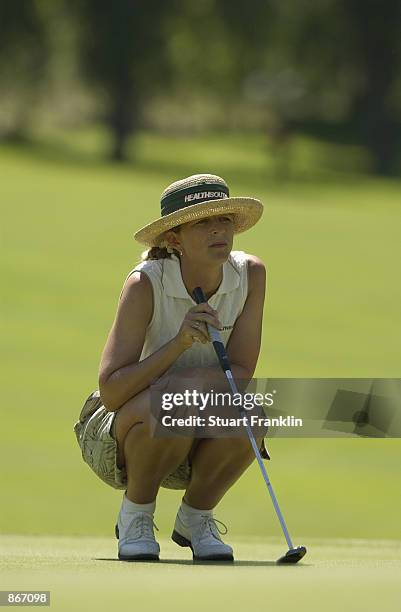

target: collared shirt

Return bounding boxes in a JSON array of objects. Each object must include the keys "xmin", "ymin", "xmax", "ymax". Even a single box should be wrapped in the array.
[{"xmin": 125, "ymin": 250, "xmax": 249, "ymax": 370}]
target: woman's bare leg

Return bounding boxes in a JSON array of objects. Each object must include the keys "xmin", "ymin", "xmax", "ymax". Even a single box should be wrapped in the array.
[
  {"xmin": 112, "ymin": 367, "xmax": 261, "ymax": 506},
  {"xmin": 184, "ymin": 436, "xmax": 264, "ymax": 510},
  {"xmin": 113, "ymin": 386, "xmax": 194, "ymax": 504},
  {"xmin": 122, "ymin": 420, "xmax": 194, "ymax": 503}
]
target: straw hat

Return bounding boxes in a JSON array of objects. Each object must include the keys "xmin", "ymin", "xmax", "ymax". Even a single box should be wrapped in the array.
[{"xmin": 133, "ymin": 174, "xmax": 263, "ymax": 247}]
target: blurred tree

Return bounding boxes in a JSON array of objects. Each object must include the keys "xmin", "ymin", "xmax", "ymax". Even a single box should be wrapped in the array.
[
  {"xmin": 343, "ymin": 0, "xmax": 401, "ymax": 175},
  {"xmin": 215, "ymin": 0, "xmax": 273, "ymax": 87},
  {"xmin": 227, "ymin": 0, "xmax": 401, "ymax": 176},
  {"xmin": 0, "ymin": 0, "xmax": 49, "ymax": 140},
  {"xmin": 0, "ymin": 0, "xmax": 399, "ymax": 175},
  {"xmin": 73, "ymin": 0, "xmax": 171, "ymax": 161}
]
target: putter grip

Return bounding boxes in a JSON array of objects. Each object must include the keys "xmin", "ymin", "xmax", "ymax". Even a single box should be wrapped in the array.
[{"xmin": 192, "ymin": 286, "xmax": 231, "ymax": 372}]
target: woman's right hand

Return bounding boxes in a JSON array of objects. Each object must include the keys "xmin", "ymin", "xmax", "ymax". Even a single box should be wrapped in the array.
[{"xmin": 175, "ymin": 303, "xmax": 222, "ymax": 349}]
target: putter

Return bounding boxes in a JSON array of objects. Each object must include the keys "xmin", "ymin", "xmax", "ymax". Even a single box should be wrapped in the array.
[{"xmin": 192, "ymin": 286, "xmax": 307, "ymax": 564}]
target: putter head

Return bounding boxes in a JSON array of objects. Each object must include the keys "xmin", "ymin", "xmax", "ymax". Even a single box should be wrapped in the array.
[{"xmin": 276, "ymin": 546, "xmax": 307, "ymax": 564}]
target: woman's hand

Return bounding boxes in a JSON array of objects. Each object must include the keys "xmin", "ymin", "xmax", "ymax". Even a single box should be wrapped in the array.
[{"xmin": 174, "ymin": 303, "xmax": 222, "ymax": 349}]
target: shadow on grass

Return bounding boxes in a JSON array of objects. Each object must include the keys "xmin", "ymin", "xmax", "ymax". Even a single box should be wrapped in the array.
[
  {"xmin": 95, "ymin": 557, "xmax": 311, "ymax": 567},
  {"xmin": 0, "ymin": 135, "xmax": 107, "ymax": 169},
  {"xmin": 0, "ymin": 133, "xmax": 374, "ymax": 190},
  {"xmin": 0, "ymin": 134, "xmax": 270, "ymax": 186}
]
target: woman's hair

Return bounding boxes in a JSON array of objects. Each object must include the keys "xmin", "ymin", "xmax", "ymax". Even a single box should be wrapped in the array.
[
  {"xmin": 140, "ymin": 246, "xmax": 177, "ymax": 261},
  {"xmin": 140, "ymin": 225, "xmax": 181, "ymax": 261}
]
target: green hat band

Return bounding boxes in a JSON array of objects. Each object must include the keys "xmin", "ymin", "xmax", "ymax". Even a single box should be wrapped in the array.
[{"xmin": 161, "ymin": 183, "xmax": 229, "ymax": 216}]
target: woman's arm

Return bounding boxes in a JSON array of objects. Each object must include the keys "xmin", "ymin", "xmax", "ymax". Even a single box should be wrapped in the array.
[
  {"xmin": 98, "ymin": 271, "xmax": 222, "ymax": 412},
  {"xmin": 98, "ymin": 272, "xmax": 185, "ymax": 411}
]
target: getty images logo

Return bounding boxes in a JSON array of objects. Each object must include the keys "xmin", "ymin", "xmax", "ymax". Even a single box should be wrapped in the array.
[{"xmin": 184, "ymin": 191, "xmax": 228, "ymax": 203}]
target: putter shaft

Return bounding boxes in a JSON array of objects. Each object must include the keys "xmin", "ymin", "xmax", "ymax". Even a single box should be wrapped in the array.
[
  {"xmin": 192, "ymin": 286, "xmax": 295, "ymax": 552},
  {"xmin": 224, "ymin": 370, "xmax": 294, "ymax": 550}
]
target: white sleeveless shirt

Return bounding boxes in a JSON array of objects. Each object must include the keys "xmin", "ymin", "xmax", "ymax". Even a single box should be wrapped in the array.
[{"xmin": 122, "ymin": 250, "xmax": 249, "ymax": 372}]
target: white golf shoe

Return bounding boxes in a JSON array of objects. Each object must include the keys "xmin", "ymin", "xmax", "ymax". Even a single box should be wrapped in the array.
[
  {"xmin": 172, "ymin": 505, "xmax": 234, "ymax": 561},
  {"xmin": 115, "ymin": 511, "xmax": 160, "ymax": 561}
]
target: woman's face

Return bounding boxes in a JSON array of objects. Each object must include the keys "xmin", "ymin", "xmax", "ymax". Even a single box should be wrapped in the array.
[{"xmin": 167, "ymin": 214, "xmax": 235, "ymax": 263}]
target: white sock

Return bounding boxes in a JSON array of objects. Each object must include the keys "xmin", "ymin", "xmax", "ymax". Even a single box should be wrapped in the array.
[
  {"xmin": 179, "ymin": 498, "xmax": 214, "ymax": 525},
  {"xmin": 121, "ymin": 493, "xmax": 156, "ymax": 517}
]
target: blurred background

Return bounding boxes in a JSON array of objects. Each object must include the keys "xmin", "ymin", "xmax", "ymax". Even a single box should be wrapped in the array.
[
  {"xmin": 1, "ymin": 0, "xmax": 401, "ymax": 545},
  {"xmin": 1, "ymin": 0, "xmax": 401, "ymax": 174}
]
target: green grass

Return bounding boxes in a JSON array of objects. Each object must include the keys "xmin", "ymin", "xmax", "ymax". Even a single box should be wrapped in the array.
[
  {"xmin": 1, "ymin": 130, "xmax": 401, "ymax": 551},
  {"xmin": 1, "ymin": 535, "xmax": 401, "ymax": 612}
]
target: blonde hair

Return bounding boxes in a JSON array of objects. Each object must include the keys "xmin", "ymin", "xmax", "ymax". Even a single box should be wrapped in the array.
[
  {"xmin": 140, "ymin": 225, "xmax": 181, "ymax": 261},
  {"xmin": 140, "ymin": 246, "xmax": 173, "ymax": 261}
]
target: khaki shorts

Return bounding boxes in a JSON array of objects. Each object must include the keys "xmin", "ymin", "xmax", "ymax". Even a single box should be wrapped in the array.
[{"xmin": 73, "ymin": 390, "xmax": 191, "ymax": 490}]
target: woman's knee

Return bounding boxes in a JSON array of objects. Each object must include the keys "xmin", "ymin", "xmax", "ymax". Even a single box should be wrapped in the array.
[
  {"xmin": 163, "ymin": 366, "xmax": 226, "ymax": 398},
  {"xmin": 170, "ymin": 366, "xmax": 224, "ymax": 382},
  {"xmin": 123, "ymin": 422, "xmax": 193, "ymax": 461},
  {"xmin": 240, "ymin": 436, "xmax": 264, "ymax": 457},
  {"xmin": 173, "ymin": 366, "xmax": 204, "ymax": 377},
  {"xmin": 113, "ymin": 389, "xmax": 151, "ymax": 444},
  {"xmin": 216, "ymin": 436, "xmax": 265, "ymax": 460}
]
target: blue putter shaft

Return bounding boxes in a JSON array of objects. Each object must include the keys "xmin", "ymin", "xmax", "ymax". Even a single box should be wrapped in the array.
[{"xmin": 192, "ymin": 286, "xmax": 294, "ymax": 551}]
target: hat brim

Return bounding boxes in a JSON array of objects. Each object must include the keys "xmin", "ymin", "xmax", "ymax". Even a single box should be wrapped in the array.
[{"xmin": 133, "ymin": 197, "xmax": 263, "ymax": 247}]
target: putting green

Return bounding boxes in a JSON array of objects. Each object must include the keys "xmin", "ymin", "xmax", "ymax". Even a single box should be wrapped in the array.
[
  {"xmin": 1, "ymin": 535, "xmax": 400, "ymax": 611},
  {"xmin": 1, "ymin": 134, "xmax": 401, "ymax": 611}
]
